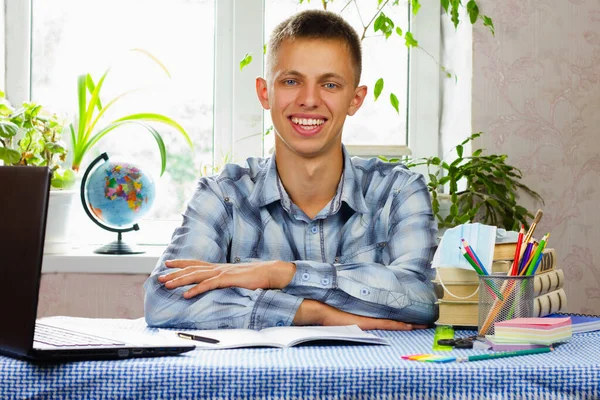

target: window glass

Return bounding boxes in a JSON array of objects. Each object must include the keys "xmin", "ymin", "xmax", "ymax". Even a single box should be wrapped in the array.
[{"xmin": 31, "ymin": 0, "xmax": 215, "ymax": 221}]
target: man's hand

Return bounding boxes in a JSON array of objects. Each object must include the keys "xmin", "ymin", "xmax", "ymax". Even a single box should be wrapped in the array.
[
  {"xmin": 158, "ymin": 259, "xmax": 296, "ymax": 299},
  {"xmin": 293, "ymin": 300, "xmax": 428, "ymax": 331}
]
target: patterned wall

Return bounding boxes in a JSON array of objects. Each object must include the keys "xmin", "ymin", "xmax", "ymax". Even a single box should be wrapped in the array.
[
  {"xmin": 38, "ymin": 274, "xmax": 146, "ymax": 319},
  {"xmin": 473, "ymin": 0, "xmax": 600, "ymax": 314}
]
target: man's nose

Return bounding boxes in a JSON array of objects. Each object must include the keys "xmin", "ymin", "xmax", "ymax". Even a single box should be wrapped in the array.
[{"xmin": 297, "ymin": 84, "xmax": 322, "ymax": 109}]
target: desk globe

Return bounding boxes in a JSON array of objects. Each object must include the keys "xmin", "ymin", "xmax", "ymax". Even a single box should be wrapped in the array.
[{"xmin": 81, "ymin": 153, "xmax": 156, "ymax": 254}]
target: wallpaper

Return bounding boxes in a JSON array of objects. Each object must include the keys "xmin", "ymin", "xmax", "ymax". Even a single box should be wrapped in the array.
[{"xmin": 473, "ymin": 0, "xmax": 600, "ymax": 314}]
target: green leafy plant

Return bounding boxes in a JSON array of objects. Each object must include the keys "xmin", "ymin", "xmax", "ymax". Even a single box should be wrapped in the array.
[
  {"xmin": 0, "ymin": 92, "xmax": 76, "ymax": 188},
  {"xmin": 404, "ymin": 133, "xmax": 544, "ymax": 230},
  {"xmin": 70, "ymin": 49, "xmax": 193, "ymax": 175}
]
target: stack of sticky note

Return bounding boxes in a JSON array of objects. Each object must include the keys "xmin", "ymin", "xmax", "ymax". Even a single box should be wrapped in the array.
[{"xmin": 490, "ymin": 317, "xmax": 572, "ymax": 347}]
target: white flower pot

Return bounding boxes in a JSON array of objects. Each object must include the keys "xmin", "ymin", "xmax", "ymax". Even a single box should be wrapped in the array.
[{"xmin": 44, "ymin": 189, "xmax": 77, "ymax": 254}]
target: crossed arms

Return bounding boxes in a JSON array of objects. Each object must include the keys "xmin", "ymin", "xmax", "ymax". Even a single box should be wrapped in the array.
[{"xmin": 143, "ymin": 172, "xmax": 438, "ymax": 331}]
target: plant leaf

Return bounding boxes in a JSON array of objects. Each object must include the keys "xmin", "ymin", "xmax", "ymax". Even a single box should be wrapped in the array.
[
  {"xmin": 0, "ymin": 147, "xmax": 21, "ymax": 164},
  {"xmin": 441, "ymin": 0, "xmax": 450, "ymax": 12},
  {"xmin": 456, "ymin": 144, "xmax": 463, "ymax": 158},
  {"xmin": 482, "ymin": 15, "xmax": 495, "ymax": 35},
  {"xmin": 240, "ymin": 53, "xmax": 253, "ymax": 71},
  {"xmin": 112, "ymin": 113, "xmax": 193, "ymax": 148},
  {"xmin": 466, "ymin": 0, "xmax": 479, "ymax": 24},
  {"xmin": 389, "ymin": 93, "xmax": 399, "ymax": 114},
  {"xmin": 411, "ymin": 0, "xmax": 421, "ymax": 15},
  {"xmin": 83, "ymin": 70, "xmax": 111, "ymax": 143},
  {"xmin": 76, "ymin": 74, "xmax": 88, "ymax": 146},
  {"xmin": 396, "ymin": 27, "xmax": 403, "ymax": 36},
  {"xmin": 85, "ymin": 74, "xmax": 103, "ymax": 111},
  {"xmin": 373, "ymin": 12, "xmax": 395, "ymax": 39},
  {"xmin": 130, "ymin": 48, "xmax": 172, "ymax": 79},
  {"xmin": 374, "ymin": 78, "xmax": 384, "ymax": 101},
  {"xmin": 404, "ymin": 32, "xmax": 418, "ymax": 47},
  {"xmin": 0, "ymin": 121, "xmax": 19, "ymax": 138},
  {"xmin": 84, "ymin": 120, "xmax": 168, "ymax": 176}
]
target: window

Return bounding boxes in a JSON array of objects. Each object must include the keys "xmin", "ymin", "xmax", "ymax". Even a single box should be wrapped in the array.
[{"xmin": 5, "ymin": 0, "xmax": 440, "ymax": 246}]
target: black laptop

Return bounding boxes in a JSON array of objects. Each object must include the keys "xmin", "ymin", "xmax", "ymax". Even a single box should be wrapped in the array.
[{"xmin": 0, "ymin": 166, "xmax": 195, "ymax": 361}]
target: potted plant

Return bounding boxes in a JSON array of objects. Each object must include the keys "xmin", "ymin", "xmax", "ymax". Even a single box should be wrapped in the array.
[
  {"xmin": 68, "ymin": 49, "xmax": 193, "ymax": 175},
  {"xmin": 403, "ymin": 133, "xmax": 544, "ymax": 231},
  {"xmin": 0, "ymin": 92, "xmax": 75, "ymax": 187},
  {"xmin": 0, "ymin": 92, "xmax": 78, "ymax": 252}
]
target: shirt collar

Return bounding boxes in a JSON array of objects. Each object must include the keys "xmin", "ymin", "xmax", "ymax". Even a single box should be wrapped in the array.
[{"xmin": 248, "ymin": 145, "xmax": 370, "ymax": 215}]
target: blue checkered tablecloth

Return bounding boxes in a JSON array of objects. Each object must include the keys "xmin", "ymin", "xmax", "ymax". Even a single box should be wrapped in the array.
[{"xmin": 2, "ymin": 318, "xmax": 599, "ymax": 399}]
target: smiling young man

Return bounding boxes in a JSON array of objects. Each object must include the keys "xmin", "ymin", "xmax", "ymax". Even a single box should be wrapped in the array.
[{"xmin": 144, "ymin": 10, "xmax": 438, "ymax": 330}]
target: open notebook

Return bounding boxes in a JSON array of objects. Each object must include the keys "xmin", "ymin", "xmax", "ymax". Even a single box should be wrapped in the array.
[{"xmin": 160, "ymin": 325, "xmax": 389, "ymax": 349}]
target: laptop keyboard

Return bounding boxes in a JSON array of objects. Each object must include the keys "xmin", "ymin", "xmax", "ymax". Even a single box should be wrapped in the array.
[{"xmin": 34, "ymin": 323, "xmax": 126, "ymax": 347}]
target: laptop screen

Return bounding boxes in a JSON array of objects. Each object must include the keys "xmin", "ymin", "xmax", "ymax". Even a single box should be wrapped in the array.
[{"xmin": 0, "ymin": 166, "xmax": 51, "ymax": 356}]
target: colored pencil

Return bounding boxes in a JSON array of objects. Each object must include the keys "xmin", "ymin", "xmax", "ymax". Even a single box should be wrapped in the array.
[
  {"xmin": 461, "ymin": 248, "xmax": 504, "ymax": 300},
  {"xmin": 518, "ymin": 240, "xmax": 534, "ymax": 274},
  {"xmin": 461, "ymin": 238, "xmax": 489, "ymax": 275},
  {"xmin": 519, "ymin": 241, "xmax": 538, "ymax": 276},
  {"xmin": 509, "ymin": 225, "xmax": 524, "ymax": 276},
  {"xmin": 456, "ymin": 347, "xmax": 553, "ymax": 362},
  {"xmin": 528, "ymin": 234, "xmax": 550, "ymax": 275}
]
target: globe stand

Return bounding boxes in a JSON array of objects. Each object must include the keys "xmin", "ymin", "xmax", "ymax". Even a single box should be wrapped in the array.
[
  {"xmin": 94, "ymin": 231, "xmax": 144, "ymax": 255},
  {"xmin": 81, "ymin": 153, "xmax": 146, "ymax": 255}
]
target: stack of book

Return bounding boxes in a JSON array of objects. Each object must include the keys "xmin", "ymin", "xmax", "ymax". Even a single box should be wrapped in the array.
[{"xmin": 434, "ymin": 243, "xmax": 566, "ymax": 328}]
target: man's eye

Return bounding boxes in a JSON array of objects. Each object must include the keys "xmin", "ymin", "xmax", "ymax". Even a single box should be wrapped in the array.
[
  {"xmin": 284, "ymin": 79, "xmax": 297, "ymax": 85},
  {"xmin": 324, "ymin": 83, "xmax": 337, "ymax": 89}
]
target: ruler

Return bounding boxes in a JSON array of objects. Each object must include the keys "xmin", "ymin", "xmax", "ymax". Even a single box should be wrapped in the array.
[{"xmin": 433, "ymin": 325, "xmax": 455, "ymax": 351}]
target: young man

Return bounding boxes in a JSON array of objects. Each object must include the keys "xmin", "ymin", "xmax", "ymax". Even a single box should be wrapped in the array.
[{"xmin": 144, "ymin": 10, "xmax": 438, "ymax": 331}]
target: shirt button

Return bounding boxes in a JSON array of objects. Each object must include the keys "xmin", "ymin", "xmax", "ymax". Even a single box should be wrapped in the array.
[
  {"xmin": 310, "ymin": 225, "xmax": 318, "ymax": 234},
  {"xmin": 360, "ymin": 288, "xmax": 370, "ymax": 296},
  {"xmin": 302, "ymin": 272, "xmax": 310, "ymax": 281},
  {"xmin": 234, "ymin": 257, "xmax": 241, "ymax": 263},
  {"xmin": 321, "ymin": 278, "xmax": 330, "ymax": 286},
  {"xmin": 224, "ymin": 197, "xmax": 230, "ymax": 202},
  {"xmin": 334, "ymin": 257, "xmax": 340, "ymax": 263},
  {"xmin": 276, "ymin": 321, "xmax": 285, "ymax": 327}
]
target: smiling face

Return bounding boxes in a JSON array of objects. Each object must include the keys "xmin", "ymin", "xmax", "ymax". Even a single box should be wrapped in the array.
[{"xmin": 256, "ymin": 38, "xmax": 367, "ymax": 160}]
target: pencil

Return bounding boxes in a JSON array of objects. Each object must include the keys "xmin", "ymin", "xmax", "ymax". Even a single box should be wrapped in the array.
[
  {"xmin": 461, "ymin": 247, "xmax": 504, "ymax": 300},
  {"xmin": 456, "ymin": 347, "xmax": 553, "ymax": 362},
  {"xmin": 518, "ymin": 240, "xmax": 534, "ymax": 274},
  {"xmin": 528, "ymin": 234, "xmax": 550, "ymax": 275},
  {"xmin": 461, "ymin": 238, "xmax": 489, "ymax": 275},
  {"xmin": 509, "ymin": 225, "xmax": 524, "ymax": 276},
  {"xmin": 519, "ymin": 241, "xmax": 538, "ymax": 276}
]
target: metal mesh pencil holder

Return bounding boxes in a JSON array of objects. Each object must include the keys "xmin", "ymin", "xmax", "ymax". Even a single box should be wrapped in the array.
[{"xmin": 478, "ymin": 274, "xmax": 534, "ymax": 336}]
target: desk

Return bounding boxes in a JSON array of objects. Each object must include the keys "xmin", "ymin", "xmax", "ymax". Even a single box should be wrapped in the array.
[{"xmin": 2, "ymin": 318, "xmax": 599, "ymax": 399}]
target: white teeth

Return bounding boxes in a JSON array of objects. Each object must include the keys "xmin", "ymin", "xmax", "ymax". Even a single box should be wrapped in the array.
[{"xmin": 291, "ymin": 117, "xmax": 325, "ymax": 126}]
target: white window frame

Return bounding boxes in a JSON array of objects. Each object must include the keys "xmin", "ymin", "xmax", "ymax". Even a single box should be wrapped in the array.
[{"xmin": 4, "ymin": 0, "xmax": 441, "ymax": 259}]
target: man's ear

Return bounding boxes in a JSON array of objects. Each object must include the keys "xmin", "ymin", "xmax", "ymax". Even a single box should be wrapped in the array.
[
  {"xmin": 256, "ymin": 77, "xmax": 271, "ymax": 110},
  {"xmin": 347, "ymin": 85, "xmax": 368, "ymax": 116}
]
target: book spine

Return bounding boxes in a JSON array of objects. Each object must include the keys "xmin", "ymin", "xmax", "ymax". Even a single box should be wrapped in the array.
[
  {"xmin": 533, "ymin": 288, "xmax": 567, "ymax": 317},
  {"xmin": 535, "ymin": 249, "xmax": 556, "ymax": 274},
  {"xmin": 533, "ymin": 269, "xmax": 564, "ymax": 297}
]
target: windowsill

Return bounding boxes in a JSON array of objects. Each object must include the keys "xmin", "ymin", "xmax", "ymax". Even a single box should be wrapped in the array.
[{"xmin": 41, "ymin": 245, "xmax": 165, "ymax": 274}]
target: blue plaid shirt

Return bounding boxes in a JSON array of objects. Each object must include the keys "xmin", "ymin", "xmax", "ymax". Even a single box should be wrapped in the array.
[{"xmin": 144, "ymin": 147, "xmax": 438, "ymax": 330}]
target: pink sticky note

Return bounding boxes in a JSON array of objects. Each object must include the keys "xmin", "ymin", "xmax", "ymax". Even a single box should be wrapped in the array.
[{"xmin": 495, "ymin": 317, "xmax": 571, "ymax": 329}]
